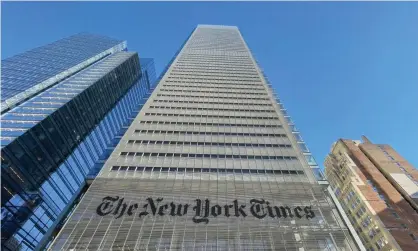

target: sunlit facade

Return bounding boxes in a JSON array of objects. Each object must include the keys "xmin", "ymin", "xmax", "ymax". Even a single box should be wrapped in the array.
[
  {"xmin": 50, "ymin": 25, "xmax": 364, "ymax": 250},
  {"xmin": 325, "ymin": 136, "xmax": 418, "ymax": 251},
  {"xmin": 1, "ymin": 33, "xmax": 156, "ymax": 250}
]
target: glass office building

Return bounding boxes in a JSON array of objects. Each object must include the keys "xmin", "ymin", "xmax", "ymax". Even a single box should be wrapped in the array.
[
  {"xmin": 1, "ymin": 33, "xmax": 156, "ymax": 250},
  {"xmin": 51, "ymin": 25, "xmax": 364, "ymax": 250}
]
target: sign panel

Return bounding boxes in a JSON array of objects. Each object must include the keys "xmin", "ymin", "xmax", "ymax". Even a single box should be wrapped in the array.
[
  {"xmin": 51, "ymin": 178, "xmax": 355, "ymax": 250},
  {"xmin": 96, "ymin": 196, "xmax": 316, "ymax": 223}
]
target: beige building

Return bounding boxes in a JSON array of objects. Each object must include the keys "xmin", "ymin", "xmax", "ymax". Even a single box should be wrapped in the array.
[{"xmin": 325, "ymin": 136, "xmax": 418, "ymax": 251}]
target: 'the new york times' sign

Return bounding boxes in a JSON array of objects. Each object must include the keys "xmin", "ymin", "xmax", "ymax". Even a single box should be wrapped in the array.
[{"xmin": 96, "ymin": 196, "xmax": 315, "ymax": 224}]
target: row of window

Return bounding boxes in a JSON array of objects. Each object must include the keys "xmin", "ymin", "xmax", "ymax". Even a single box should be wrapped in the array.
[
  {"xmin": 134, "ymin": 130, "xmax": 286, "ymax": 137},
  {"xmin": 164, "ymin": 80, "xmax": 262, "ymax": 87},
  {"xmin": 119, "ymin": 152, "xmax": 298, "ymax": 160},
  {"xmin": 110, "ymin": 166, "xmax": 304, "ymax": 175},
  {"xmin": 158, "ymin": 88, "xmax": 266, "ymax": 95},
  {"xmin": 185, "ymin": 46, "xmax": 247, "ymax": 51},
  {"xmin": 366, "ymin": 179, "xmax": 394, "ymax": 210},
  {"xmin": 379, "ymin": 146, "xmax": 418, "ymax": 185},
  {"xmin": 173, "ymin": 64, "xmax": 254, "ymax": 70},
  {"xmin": 162, "ymin": 83, "xmax": 264, "ymax": 90},
  {"xmin": 143, "ymin": 113, "xmax": 278, "ymax": 120},
  {"xmin": 173, "ymin": 67, "xmax": 258, "ymax": 73},
  {"xmin": 171, "ymin": 66, "xmax": 256, "ymax": 71},
  {"xmin": 178, "ymin": 54, "xmax": 250, "ymax": 59},
  {"xmin": 167, "ymin": 76, "xmax": 261, "ymax": 83},
  {"xmin": 177, "ymin": 57, "xmax": 252, "ymax": 61},
  {"xmin": 176, "ymin": 60, "xmax": 252, "ymax": 64},
  {"xmin": 342, "ymin": 188, "xmax": 396, "ymax": 240},
  {"xmin": 153, "ymin": 99, "xmax": 272, "ymax": 106},
  {"xmin": 55, "ymin": 87, "xmax": 84, "ymax": 92},
  {"xmin": 177, "ymin": 55, "xmax": 250, "ymax": 58},
  {"xmin": 156, "ymin": 94, "xmax": 269, "ymax": 100},
  {"xmin": 171, "ymin": 68, "xmax": 258, "ymax": 75},
  {"xmin": 174, "ymin": 60, "xmax": 253, "ymax": 64},
  {"xmin": 175, "ymin": 57, "xmax": 251, "ymax": 61},
  {"xmin": 148, "ymin": 106, "xmax": 275, "ymax": 113},
  {"xmin": 7, "ymin": 112, "xmax": 48, "ymax": 118},
  {"xmin": 139, "ymin": 121, "xmax": 282, "ymax": 128},
  {"xmin": 175, "ymin": 59, "xmax": 252, "ymax": 63},
  {"xmin": 127, "ymin": 140, "xmax": 292, "ymax": 148},
  {"xmin": 179, "ymin": 50, "xmax": 248, "ymax": 55},
  {"xmin": 174, "ymin": 60, "xmax": 251, "ymax": 64},
  {"xmin": 169, "ymin": 72, "xmax": 259, "ymax": 78}
]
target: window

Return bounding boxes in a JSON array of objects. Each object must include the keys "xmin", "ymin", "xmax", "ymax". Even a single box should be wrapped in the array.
[
  {"xmin": 351, "ymin": 200, "xmax": 359, "ymax": 209},
  {"xmin": 335, "ymin": 188, "xmax": 341, "ymax": 196},
  {"xmin": 383, "ymin": 200, "xmax": 392, "ymax": 209},
  {"xmin": 362, "ymin": 216, "xmax": 372, "ymax": 228},
  {"xmin": 375, "ymin": 237, "xmax": 386, "ymax": 250},
  {"xmin": 346, "ymin": 190, "xmax": 355, "ymax": 202},
  {"xmin": 368, "ymin": 228, "xmax": 378, "ymax": 238},
  {"xmin": 356, "ymin": 206, "xmax": 366, "ymax": 218},
  {"xmin": 134, "ymin": 129, "xmax": 286, "ymax": 137},
  {"xmin": 110, "ymin": 165, "xmax": 304, "ymax": 175},
  {"xmin": 367, "ymin": 180, "xmax": 379, "ymax": 192},
  {"xmin": 392, "ymin": 212, "xmax": 400, "ymax": 219}
]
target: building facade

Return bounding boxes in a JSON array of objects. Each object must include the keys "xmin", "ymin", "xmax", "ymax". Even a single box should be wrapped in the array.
[
  {"xmin": 325, "ymin": 136, "xmax": 418, "ymax": 251},
  {"xmin": 1, "ymin": 33, "xmax": 156, "ymax": 250},
  {"xmin": 51, "ymin": 25, "xmax": 362, "ymax": 250}
]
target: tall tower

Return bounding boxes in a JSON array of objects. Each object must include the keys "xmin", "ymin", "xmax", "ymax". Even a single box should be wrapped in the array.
[
  {"xmin": 1, "ymin": 33, "xmax": 156, "ymax": 250},
  {"xmin": 51, "ymin": 25, "xmax": 362, "ymax": 250}
]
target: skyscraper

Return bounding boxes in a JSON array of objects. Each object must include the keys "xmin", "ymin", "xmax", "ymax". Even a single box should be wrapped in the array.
[
  {"xmin": 51, "ymin": 25, "xmax": 362, "ymax": 250},
  {"xmin": 1, "ymin": 33, "xmax": 156, "ymax": 250},
  {"xmin": 325, "ymin": 136, "xmax": 418, "ymax": 251}
]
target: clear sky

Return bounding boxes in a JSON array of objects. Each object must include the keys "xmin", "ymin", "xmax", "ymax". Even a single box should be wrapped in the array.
[{"xmin": 2, "ymin": 2, "xmax": 418, "ymax": 169}]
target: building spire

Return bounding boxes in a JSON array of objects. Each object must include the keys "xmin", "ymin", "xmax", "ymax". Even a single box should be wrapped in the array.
[{"xmin": 361, "ymin": 135, "xmax": 372, "ymax": 144}]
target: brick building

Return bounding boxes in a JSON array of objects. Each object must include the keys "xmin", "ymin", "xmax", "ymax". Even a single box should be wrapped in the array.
[{"xmin": 325, "ymin": 136, "xmax": 418, "ymax": 251}]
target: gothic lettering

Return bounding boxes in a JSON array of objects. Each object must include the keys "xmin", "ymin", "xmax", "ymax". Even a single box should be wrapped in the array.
[
  {"xmin": 96, "ymin": 196, "xmax": 119, "ymax": 216},
  {"xmin": 127, "ymin": 203, "xmax": 138, "ymax": 216},
  {"xmin": 224, "ymin": 204, "xmax": 233, "ymax": 217},
  {"xmin": 233, "ymin": 199, "xmax": 247, "ymax": 217},
  {"xmin": 193, "ymin": 199, "xmax": 209, "ymax": 224},
  {"xmin": 138, "ymin": 203, "xmax": 149, "ymax": 218},
  {"xmin": 211, "ymin": 205, "xmax": 222, "ymax": 217},
  {"xmin": 169, "ymin": 202, "xmax": 177, "ymax": 216},
  {"xmin": 304, "ymin": 206, "xmax": 315, "ymax": 219},
  {"xmin": 158, "ymin": 204, "xmax": 168, "ymax": 216},
  {"xmin": 266, "ymin": 201, "xmax": 275, "ymax": 218},
  {"xmin": 169, "ymin": 202, "xmax": 189, "ymax": 216},
  {"xmin": 146, "ymin": 197, "xmax": 163, "ymax": 216},
  {"xmin": 250, "ymin": 199, "xmax": 267, "ymax": 219},
  {"xmin": 294, "ymin": 206, "xmax": 304, "ymax": 219},
  {"xmin": 274, "ymin": 206, "xmax": 294, "ymax": 218},
  {"xmin": 95, "ymin": 196, "xmax": 315, "ymax": 222}
]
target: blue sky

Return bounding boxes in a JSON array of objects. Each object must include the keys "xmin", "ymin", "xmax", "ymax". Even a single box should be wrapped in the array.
[{"xmin": 2, "ymin": 2, "xmax": 418, "ymax": 168}]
